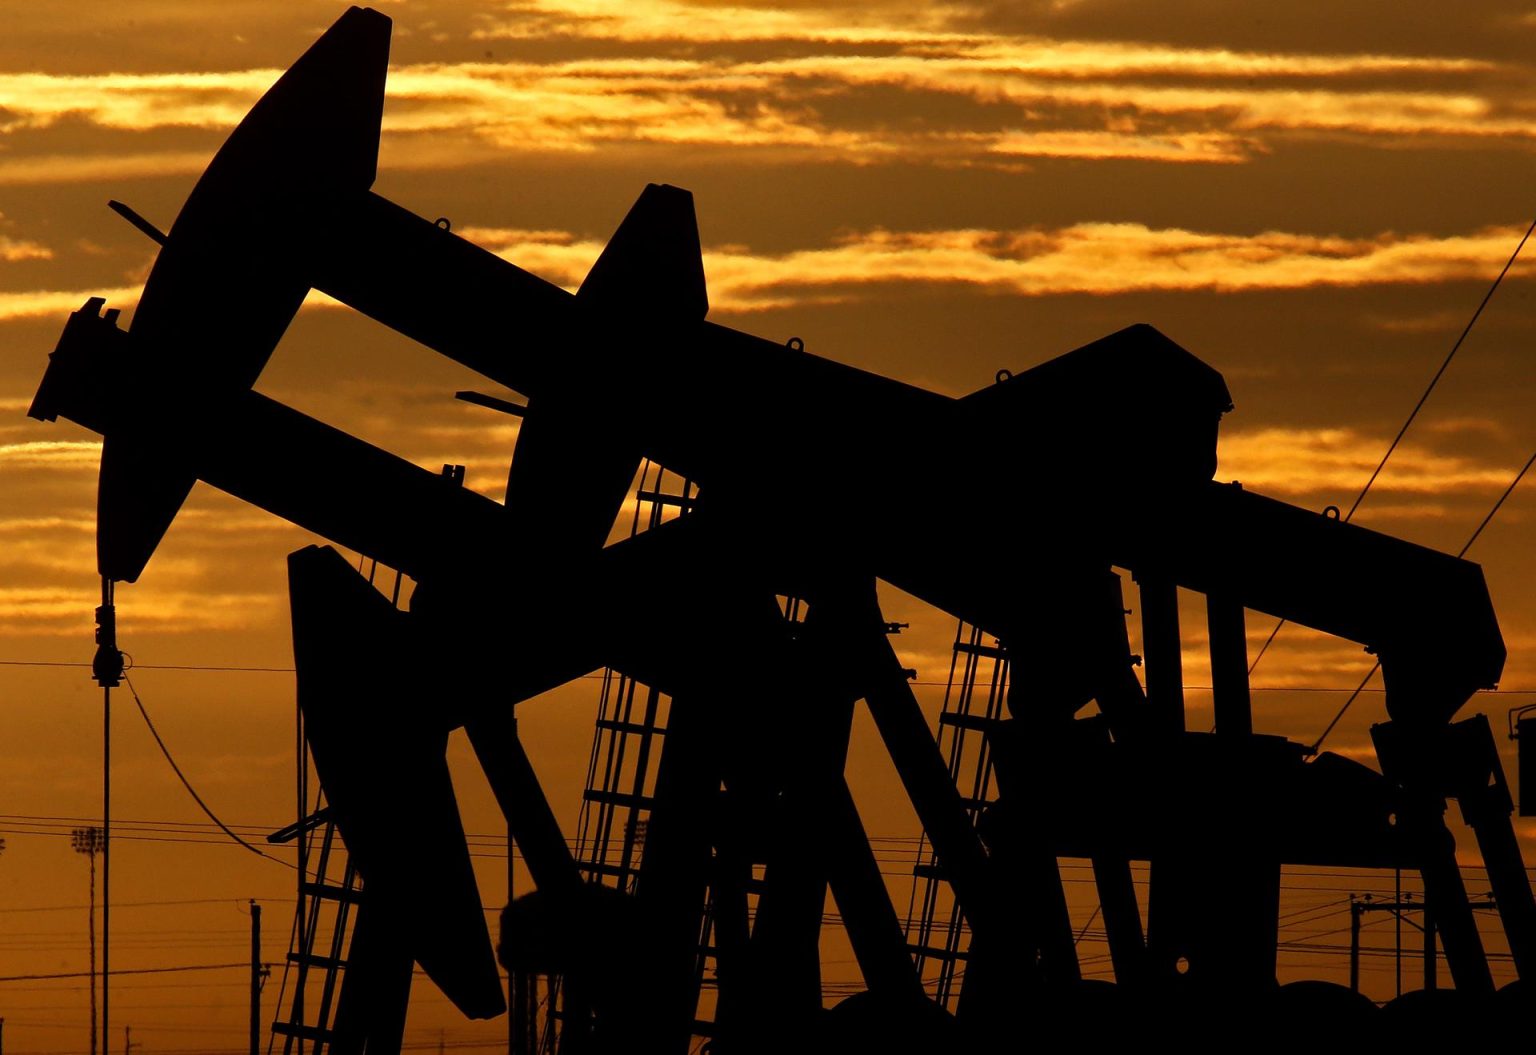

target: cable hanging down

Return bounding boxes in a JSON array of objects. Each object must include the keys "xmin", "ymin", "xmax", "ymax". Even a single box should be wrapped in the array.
[
  {"xmin": 1249, "ymin": 212, "xmax": 1536, "ymax": 679},
  {"xmin": 122, "ymin": 669, "xmax": 294, "ymax": 870},
  {"xmin": 1308, "ymin": 444, "xmax": 1536, "ymax": 754}
]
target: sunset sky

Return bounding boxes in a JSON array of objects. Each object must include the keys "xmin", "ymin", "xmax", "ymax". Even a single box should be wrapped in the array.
[{"xmin": 6, "ymin": 0, "xmax": 1536, "ymax": 1050}]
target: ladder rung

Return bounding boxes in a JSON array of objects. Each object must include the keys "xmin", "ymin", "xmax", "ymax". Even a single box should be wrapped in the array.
[
  {"xmin": 301, "ymin": 881, "xmax": 362, "ymax": 904},
  {"xmin": 271, "ymin": 1022, "xmax": 335, "ymax": 1043},
  {"xmin": 287, "ymin": 952, "xmax": 346, "ymax": 970},
  {"xmin": 912, "ymin": 861, "xmax": 946, "ymax": 880},
  {"xmin": 691, "ymin": 1019, "xmax": 718, "ymax": 1036},
  {"xmin": 636, "ymin": 489, "xmax": 695, "ymax": 509},
  {"xmin": 907, "ymin": 943, "xmax": 970, "ymax": 962},
  {"xmin": 582, "ymin": 789, "xmax": 652, "ymax": 810},
  {"xmin": 594, "ymin": 717, "xmax": 667, "ymax": 737},
  {"xmin": 938, "ymin": 711, "xmax": 1000, "ymax": 732},
  {"xmin": 954, "ymin": 640, "xmax": 1006, "ymax": 660},
  {"xmin": 958, "ymin": 795, "xmax": 993, "ymax": 812}
]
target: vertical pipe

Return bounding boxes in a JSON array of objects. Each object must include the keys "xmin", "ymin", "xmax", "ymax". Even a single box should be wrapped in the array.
[
  {"xmin": 1520, "ymin": 716, "xmax": 1535, "ymax": 817},
  {"xmin": 1451, "ymin": 715, "xmax": 1536, "ymax": 982},
  {"xmin": 509, "ymin": 975, "xmax": 525, "ymax": 1055},
  {"xmin": 101, "ymin": 578, "xmax": 111, "ymax": 1055},
  {"xmin": 632, "ymin": 695, "xmax": 717, "ymax": 1054},
  {"xmin": 295, "ymin": 701, "xmax": 306, "ymax": 1055},
  {"xmin": 1394, "ymin": 871, "xmax": 1402, "ymax": 999},
  {"xmin": 1137, "ymin": 575, "xmax": 1184, "ymax": 733},
  {"xmin": 1349, "ymin": 900, "xmax": 1361, "ymax": 993},
  {"xmin": 1374, "ymin": 722, "xmax": 1494, "ymax": 995},
  {"xmin": 1206, "ymin": 592, "xmax": 1251, "ymax": 737},
  {"xmin": 1424, "ymin": 908, "xmax": 1436, "ymax": 991},
  {"xmin": 1408, "ymin": 819, "xmax": 1491, "ymax": 993},
  {"xmin": 1138, "ymin": 575, "xmax": 1184, "ymax": 986},
  {"xmin": 251, "ymin": 901, "xmax": 262, "ymax": 1055},
  {"xmin": 1092, "ymin": 856, "xmax": 1147, "ymax": 988},
  {"xmin": 1467, "ymin": 812, "xmax": 1536, "ymax": 981}
]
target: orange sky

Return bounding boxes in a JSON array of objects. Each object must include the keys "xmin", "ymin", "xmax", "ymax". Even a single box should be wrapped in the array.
[{"xmin": 6, "ymin": 1, "xmax": 1536, "ymax": 1050}]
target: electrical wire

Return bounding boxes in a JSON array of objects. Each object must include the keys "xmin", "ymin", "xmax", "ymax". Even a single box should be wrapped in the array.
[
  {"xmin": 123, "ymin": 671, "xmax": 294, "ymax": 870},
  {"xmin": 0, "ymin": 962, "xmax": 249, "ymax": 983},
  {"xmin": 1307, "ymin": 441, "xmax": 1536, "ymax": 753},
  {"xmin": 1248, "ymin": 212, "xmax": 1536, "ymax": 677}
]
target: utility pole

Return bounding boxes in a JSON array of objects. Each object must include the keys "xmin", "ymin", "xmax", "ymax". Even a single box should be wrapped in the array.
[
  {"xmin": 93, "ymin": 578, "xmax": 122, "ymax": 1055},
  {"xmin": 1349, "ymin": 897, "xmax": 1362, "ymax": 993},
  {"xmin": 250, "ymin": 900, "xmax": 262, "ymax": 1055},
  {"xmin": 72, "ymin": 826, "xmax": 105, "ymax": 1055},
  {"xmin": 516, "ymin": 721, "xmax": 522, "ymax": 1055},
  {"xmin": 1348, "ymin": 894, "xmax": 1479, "ymax": 996}
]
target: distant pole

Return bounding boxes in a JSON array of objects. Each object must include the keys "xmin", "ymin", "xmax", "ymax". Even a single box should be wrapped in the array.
[
  {"xmin": 1394, "ymin": 870, "xmax": 1402, "ymax": 998},
  {"xmin": 250, "ymin": 900, "xmax": 262, "ymax": 1055},
  {"xmin": 508, "ymin": 719, "xmax": 516, "ymax": 1055},
  {"xmin": 1348, "ymin": 898, "xmax": 1361, "ymax": 993},
  {"xmin": 72, "ymin": 826, "xmax": 104, "ymax": 1055},
  {"xmin": 1424, "ymin": 907, "xmax": 1437, "ymax": 991}
]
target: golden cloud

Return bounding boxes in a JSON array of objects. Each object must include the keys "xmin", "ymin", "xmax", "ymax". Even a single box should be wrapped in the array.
[
  {"xmin": 0, "ymin": 235, "xmax": 52, "ymax": 261},
  {"xmin": 9, "ymin": 221, "xmax": 1533, "ymax": 325},
  {"xmin": 0, "ymin": 69, "xmax": 275, "ymax": 133},
  {"xmin": 0, "ymin": 150, "xmax": 214, "ymax": 186},
  {"xmin": 1218, "ymin": 427, "xmax": 1516, "ymax": 497},
  {"xmin": 0, "ymin": 439, "xmax": 105, "ymax": 468},
  {"xmin": 0, "ymin": 7, "xmax": 1523, "ymax": 183},
  {"xmin": 986, "ymin": 129, "xmax": 1254, "ymax": 163},
  {"xmin": 0, "ymin": 286, "xmax": 143, "ymax": 322},
  {"xmin": 0, "ymin": 584, "xmax": 284, "ymax": 636},
  {"xmin": 473, "ymin": 0, "xmax": 982, "ymax": 46},
  {"xmin": 461, "ymin": 220, "xmax": 1536, "ymax": 309},
  {"xmin": 476, "ymin": 0, "xmax": 1488, "ymax": 86}
]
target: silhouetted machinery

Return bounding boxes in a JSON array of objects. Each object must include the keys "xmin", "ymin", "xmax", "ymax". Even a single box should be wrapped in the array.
[{"xmin": 28, "ymin": 6, "xmax": 1536, "ymax": 1050}]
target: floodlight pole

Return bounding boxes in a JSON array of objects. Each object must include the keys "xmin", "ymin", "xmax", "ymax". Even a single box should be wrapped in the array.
[{"xmin": 71, "ymin": 827, "xmax": 103, "ymax": 1055}]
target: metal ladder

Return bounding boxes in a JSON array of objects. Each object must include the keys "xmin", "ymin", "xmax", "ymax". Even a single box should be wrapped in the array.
[
  {"xmin": 269, "ymin": 807, "xmax": 362, "ymax": 1055},
  {"xmin": 270, "ymin": 542, "xmax": 425, "ymax": 1055},
  {"xmin": 902, "ymin": 621, "xmax": 1010, "ymax": 1010},
  {"xmin": 537, "ymin": 463, "xmax": 719, "ymax": 1051}
]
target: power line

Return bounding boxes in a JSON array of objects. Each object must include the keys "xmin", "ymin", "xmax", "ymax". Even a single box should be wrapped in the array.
[
  {"xmin": 9, "ymin": 656, "xmax": 1536, "ymax": 701},
  {"xmin": 123, "ymin": 672, "xmax": 294, "ymax": 870},
  {"xmin": 1249, "ymin": 212, "xmax": 1536, "ymax": 676},
  {"xmin": 1308, "ymin": 441, "xmax": 1536, "ymax": 753},
  {"xmin": 0, "ymin": 897, "xmax": 285, "ymax": 915},
  {"xmin": 0, "ymin": 962, "xmax": 249, "ymax": 983},
  {"xmin": 0, "ymin": 659, "xmax": 295, "ymax": 672}
]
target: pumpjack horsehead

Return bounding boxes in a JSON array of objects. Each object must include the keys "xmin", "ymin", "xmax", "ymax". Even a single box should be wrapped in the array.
[{"xmin": 29, "ymin": 5, "xmax": 1536, "ymax": 1050}]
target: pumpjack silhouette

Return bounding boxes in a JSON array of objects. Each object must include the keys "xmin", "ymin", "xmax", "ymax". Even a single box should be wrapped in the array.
[{"xmin": 29, "ymin": 6, "xmax": 1536, "ymax": 1051}]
